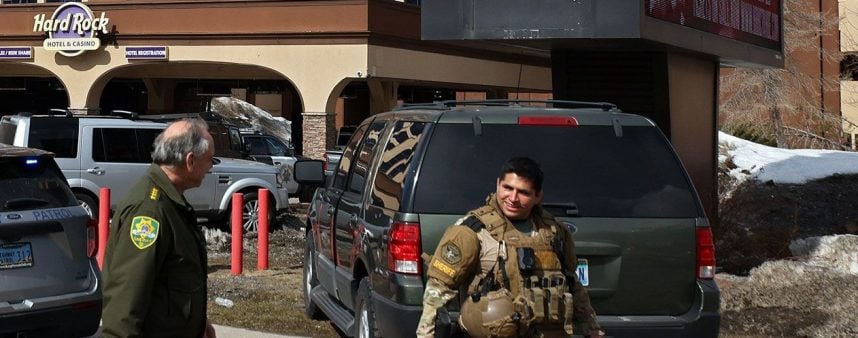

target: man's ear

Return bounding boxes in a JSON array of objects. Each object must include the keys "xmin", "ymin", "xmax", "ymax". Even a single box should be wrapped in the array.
[{"xmin": 184, "ymin": 151, "xmax": 195, "ymax": 171}]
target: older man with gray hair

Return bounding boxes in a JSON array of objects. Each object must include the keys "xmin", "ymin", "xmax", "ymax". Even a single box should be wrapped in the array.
[{"xmin": 102, "ymin": 119, "xmax": 217, "ymax": 338}]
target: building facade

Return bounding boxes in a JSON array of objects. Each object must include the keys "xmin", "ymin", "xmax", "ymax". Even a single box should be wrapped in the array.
[{"xmin": 0, "ymin": 0, "xmax": 551, "ymax": 158}]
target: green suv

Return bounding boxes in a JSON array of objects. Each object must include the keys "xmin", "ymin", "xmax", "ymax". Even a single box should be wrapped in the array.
[{"xmin": 295, "ymin": 100, "xmax": 719, "ymax": 337}]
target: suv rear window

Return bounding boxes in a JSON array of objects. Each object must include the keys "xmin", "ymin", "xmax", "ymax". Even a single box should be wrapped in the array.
[
  {"xmin": 29, "ymin": 118, "xmax": 79, "ymax": 158},
  {"xmin": 414, "ymin": 124, "xmax": 700, "ymax": 218},
  {"xmin": 0, "ymin": 156, "xmax": 76, "ymax": 211}
]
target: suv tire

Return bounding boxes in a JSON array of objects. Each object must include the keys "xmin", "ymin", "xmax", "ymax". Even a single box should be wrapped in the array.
[
  {"xmin": 238, "ymin": 191, "xmax": 276, "ymax": 233},
  {"xmin": 75, "ymin": 192, "xmax": 98, "ymax": 220},
  {"xmin": 303, "ymin": 229, "xmax": 324, "ymax": 319},
  {"xmin": 355, "ymin": 277, "xmax": 379, "ymax": 338}
]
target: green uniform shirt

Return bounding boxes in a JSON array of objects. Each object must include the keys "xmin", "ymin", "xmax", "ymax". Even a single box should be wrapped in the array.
[{"xmin": 101, "ymin": 164, "xmax": 208, "ymax": 338}]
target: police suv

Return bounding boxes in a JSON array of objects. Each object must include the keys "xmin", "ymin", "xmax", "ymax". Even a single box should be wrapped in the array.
[{"xmin": 0, "ymin": 144, "xmax": 101, "ymax": 337}]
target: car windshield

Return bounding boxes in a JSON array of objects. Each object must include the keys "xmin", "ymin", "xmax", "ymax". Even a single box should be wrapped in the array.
[
  {"xmin": 413, "ymin": 123, "xmax": 700, "ymax": 218},
  {"xmin": 0, "ymin": 156, "xmax": 77, "ymax": 211}
]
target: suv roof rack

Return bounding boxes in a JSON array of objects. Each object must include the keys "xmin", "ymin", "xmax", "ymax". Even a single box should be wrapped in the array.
[
  {"xmin": 48, "ymin": 108, "xmax": 74, "ymax": 117},
  {"xmin": 396, "ymin": 99, "xmax": 617, "ymax": 111},
  {"xmin": 110, "ymin": 110, "xmax": 139, "ymax": 120},
  {"xmin": 137, "ymin": 111, "xmax": 251, "ymax": 129}
]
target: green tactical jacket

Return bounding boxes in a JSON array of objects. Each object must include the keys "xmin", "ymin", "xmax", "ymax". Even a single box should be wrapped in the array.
[{"xmin": 101, "ymin": 164, "xmax": 208, "ymax": 338}]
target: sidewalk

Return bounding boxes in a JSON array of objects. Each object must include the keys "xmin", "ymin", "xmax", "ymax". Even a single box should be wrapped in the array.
[
  {"xmin": 90, "ymin": 325, "xmax": 309, "ymax": 337},
  {"xmin": 213, "ymin": 324, "xmax": 309, "ymax": 338}
]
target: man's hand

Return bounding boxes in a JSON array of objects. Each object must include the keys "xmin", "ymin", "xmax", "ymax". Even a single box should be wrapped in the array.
[{"xmin": 204, "ymin": 319, "xmax": 217, "ymax": 338}]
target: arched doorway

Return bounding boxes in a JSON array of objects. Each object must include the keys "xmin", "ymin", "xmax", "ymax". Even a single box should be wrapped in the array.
[
  {"xmin": 94, "ymin": 62, "xmax": 305, "ymax": 154},
  {"xmin": 0, "ymin": 64, "xmax": 68, "ymax": 116}
]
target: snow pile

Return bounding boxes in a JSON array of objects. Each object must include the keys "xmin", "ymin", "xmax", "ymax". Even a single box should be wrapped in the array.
[
  {"xmin": 718, "ymin": 132, "xmax": 858, "ymax": 336},
  {"xmin": 210, "ymin": 97, "xmax": 293, "ymax": 144},
  {"xmin": 789, "ymin": 235, "xmax": 858, "ymax": 275},
  {"xmin": 719, "ymin": 236, "xmax": 858, "ymax": 337},
  {"xmin": 719, "ymin": 131, "xmax": 858, "ymax": 185}
]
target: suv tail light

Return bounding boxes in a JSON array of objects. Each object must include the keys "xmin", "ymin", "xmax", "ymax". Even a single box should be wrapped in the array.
[
  {"xmin": 388, "ymin": 221, "xmax": 421, "ymax": 275},
  {"xmin": 86, "ymin": 218, "xmax": 97, "ymax": 258},
  {"xmin": 323, "ymin": 154, "xmax": 329, "ymax": 172},
  {"xmin": 518, "ymin": 116, "xmax": 578, "ymax": 126},
  {"xmin": 696, "ymin": 227, "xmax": 716, "ymax": 279}
]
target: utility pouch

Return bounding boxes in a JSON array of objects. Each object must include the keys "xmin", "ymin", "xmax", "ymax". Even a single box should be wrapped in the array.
[
  {"xmin": 517, "ymin": 247, "xmax": 536, "ymax": 274},
  {"xmin": 532, "ymin": 287, "xmax": 545, "ymax": 322},
  {"xmin": 549, "ymin": 287, "xmax": 561, "ymax": 321},
  {"xmin": 562, "ymin": 292, "xmax": 574, "ymax": 335}
]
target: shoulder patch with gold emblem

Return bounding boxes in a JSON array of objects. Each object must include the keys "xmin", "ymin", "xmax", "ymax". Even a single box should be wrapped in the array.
[
  {"xmin": 149, "ymin": 187, "xmax": 159, "ymax": 201},
  {"xmin": 442, "ymin": 243, "xmax": 462, "ymax": 264},
  {"xmin": 130, "ymin": 216, "xmax": 160, "ymax": 250}
]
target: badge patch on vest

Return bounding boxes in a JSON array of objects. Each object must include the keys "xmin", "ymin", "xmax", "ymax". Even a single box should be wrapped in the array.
[
  {"xmin": 130, "ymin": 216, "xmax": 160, "ymax": 250},
  {"xmin": 442, "ymin": 243, "xmax": 462, "ymax": 264},
  {"xmin": 431, "ymin": 259, "xmax": 457, "ymax": 277}
]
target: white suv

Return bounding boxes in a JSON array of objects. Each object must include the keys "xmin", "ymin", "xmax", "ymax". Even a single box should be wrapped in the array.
[{"xmin": 0, "ymin": 113, "xmax": 289, "ymax": 232}]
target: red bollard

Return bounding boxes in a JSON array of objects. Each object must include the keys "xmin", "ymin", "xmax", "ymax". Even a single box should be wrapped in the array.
[
  {"xmin": 231, "ymin": 193, "xmax": 243, "ymax": 276},
  {"xmin": 258, "ymin": 188, "xmax": 269, "ymax": 271},
  {"xmin": 97, "ymin": 188, "xmax": 110, "ymax": 270}
]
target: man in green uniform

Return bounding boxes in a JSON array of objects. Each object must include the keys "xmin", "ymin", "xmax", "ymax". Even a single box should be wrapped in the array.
[
  {"xmin": 101, "ymin": 119, "xmax": 217, "ymax": 338},
  {"xmin": 416, "ymin": 157, "xmax": 605, "ymax": 338}
]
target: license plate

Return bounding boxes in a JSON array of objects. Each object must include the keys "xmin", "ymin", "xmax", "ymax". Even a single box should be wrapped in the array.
[
  {"xmin": 577, "ymin": 258, "xmax": 589, "ymax": 286},
  {"xmin": 0, "ymin": 242, "xmax": 33, "ymax": 270}
]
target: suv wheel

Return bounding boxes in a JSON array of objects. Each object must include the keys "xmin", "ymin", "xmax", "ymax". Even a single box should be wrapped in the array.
[
  {"xmin": 75, "ymin": 192, "xmax": 98, "ymax": 220},
  {"xmin": 239, "ymin": 192, "xmax": 276, "ymax": 233},
  {"xmin": 303, "ymin": 228, "xmax": 324, "ymax": 319},
  {"xmin": 355, "ymin": 277, "xmax": 379, "ymax": 338}
]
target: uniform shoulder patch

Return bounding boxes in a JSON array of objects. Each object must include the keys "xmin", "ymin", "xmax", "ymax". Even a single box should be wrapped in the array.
[
  {"xmin": 441, "ymin": 243, "xmax": 462, "ymax": 264},
  {"xmin": 130, "ymin": 216, "xmax": 160, "ymax": 250},
  {"xmin": 149, "ymin": 188, "xmax": 159, "ymax": 201}
]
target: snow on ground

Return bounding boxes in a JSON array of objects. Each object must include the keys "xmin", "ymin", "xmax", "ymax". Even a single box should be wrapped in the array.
[
  {"xmin": 718, "ymin": 132, "xmax": 858, "ymax": 337},
  {"xmin": 718, "ymin": 130, "xmax": 858, "ymax": 273},
  {"xmin": 719, "ymin": 131, "xmax": 858, "ymax": 184}
]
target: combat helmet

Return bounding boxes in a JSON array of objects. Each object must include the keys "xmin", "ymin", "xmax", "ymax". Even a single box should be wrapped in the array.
[{"xmin": 458, "ymin": 289, "xmax": 523, "ymax": 338}]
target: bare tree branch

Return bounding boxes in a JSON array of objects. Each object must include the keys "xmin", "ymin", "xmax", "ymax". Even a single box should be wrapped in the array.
[{"xmin": 720, "ymin": 0, "xmax": 849, "ymax": 149}]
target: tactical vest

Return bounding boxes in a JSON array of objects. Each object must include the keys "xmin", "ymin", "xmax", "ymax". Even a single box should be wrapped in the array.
[{"xmin": 465, "ymin": 205, "xmax": 575, "ymax": 336}]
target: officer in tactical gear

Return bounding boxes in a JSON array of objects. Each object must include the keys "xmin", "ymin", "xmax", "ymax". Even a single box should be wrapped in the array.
[
  {"xmin": 101, "ymin": 119, "xmax": 217, "ymax": 338},
  {"xmin": 416, "ymin": 157, "xmax": 604, "ymax": 338}
]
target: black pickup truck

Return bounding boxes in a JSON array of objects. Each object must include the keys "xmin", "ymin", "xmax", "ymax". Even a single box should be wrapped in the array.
[{"xmin": 294, "ymin": 100, "xmax": 720, "ymax": 338}]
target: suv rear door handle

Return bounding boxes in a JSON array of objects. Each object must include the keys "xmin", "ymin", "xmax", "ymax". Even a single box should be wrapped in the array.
[{"xmin": 86, "ymin": 167, "xmax": 105, "ymax": 175}]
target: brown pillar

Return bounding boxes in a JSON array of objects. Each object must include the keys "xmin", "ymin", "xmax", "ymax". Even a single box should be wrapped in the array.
[{"xmin": 301, "ymin": 112, "xmax": 337, "ymax": 160}]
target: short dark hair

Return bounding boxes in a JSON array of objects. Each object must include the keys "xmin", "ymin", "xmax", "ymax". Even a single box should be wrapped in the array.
[{"xmin": 498, "ymin": 157, "xmax": 543, "ymax": 192}]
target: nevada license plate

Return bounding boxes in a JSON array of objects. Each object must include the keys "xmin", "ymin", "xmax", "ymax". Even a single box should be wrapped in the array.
[
  {"xmin": 0, "ymin": 242, "xmax": 33, "ymax": 270},
  {"xmin": 577, "ymin": 258, "xmax": 589, "ymax": 286}
]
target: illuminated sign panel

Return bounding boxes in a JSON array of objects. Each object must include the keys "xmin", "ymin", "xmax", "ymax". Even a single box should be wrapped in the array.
[
  {"xmin": 0, "ymin": 47, "xmax": 33, "ymax": 60},
  {"xmin": 33, "ymin": 3, "xmax": 110, "ymax": 57},
  {"xmin": 126, "ymin": 46, "xmax": 169, "ymax": 60},
  {"xmin": 645, "ymin": 0, "xmax": 781, "ymax": 51}
]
